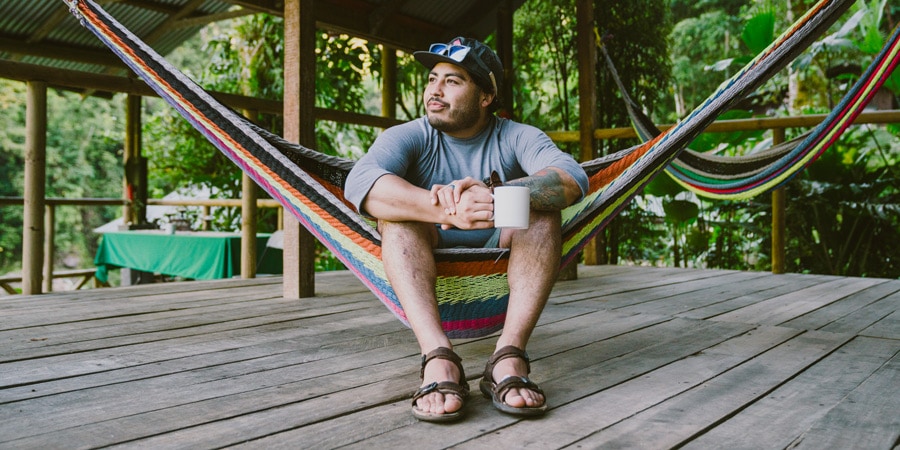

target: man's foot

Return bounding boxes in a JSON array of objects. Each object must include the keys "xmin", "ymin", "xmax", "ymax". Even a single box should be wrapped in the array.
[
  {"xmin": 479, "ymin": 345, "xmax": 547, "ymax": 416},
  {"xmin": 411, "ymin": 347, "xmax": 469, "ymax": 422}
]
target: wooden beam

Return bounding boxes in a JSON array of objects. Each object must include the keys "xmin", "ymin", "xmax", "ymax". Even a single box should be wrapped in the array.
[
  {"xmin": 142, "ymin": 0, "xmax": 207, "ymax": 45},
  {"xmin": 26, "ymin": 5, "xmax": 73, "ymax": 44},
  {"xmin": 312, "ymin": 0, "xmax": 443, "ymax": 53},
  {"xmin": 113, "ymin": 0, "xmax": 229, "ymax": 20},
  {"xmin": 22, "ymin": 81, "xmax": 47, "ymax": 295},
  {"xmin": 771, "ymin": 128, "xmax": 786, "ymax": 275},
  {"xmin": 43, "ymin": 205, "xmax": 56, "ymax": 292},
  {"xmin": 283, "ymin": 0, "xmax": 317, "ymax": 298},
  {"xmin": 0, "ymin": 60, "xmax": 403, "ymax": 127},
  {"xmin": 381, "ymin": 46, "xmax": 397, "ymax": 119},
  {"xmin": 241, "ymin": 173, "xmax": 259, "ymax": 279},
  {"xmin": 241, "ymin": 110, "xmax": 259, "ymax": 279},
  {"xmin": 234, "ymin": 0, "xmax": 520, "ymax": 52},
  {"xmin": 369, "ymin": 0, "xmax": 408, "ymax": 35},
  {"xmin": 174, "ymin": 9, "xmax": 260, "ymax": 30},
  {"xmin": 226, "ymin": 0, "xmax": 285, "ymax": 16},
  {"xmin": 0, "ymin": 37, "xmax": 126, "ymax": 69},
  {"xmin": 124, "ymin": 94, "xmax": 144, "ymax": 225},
  {"xmin": 0, "ymin": 197, "xmax": 282, "ymax": 208},
  {"xmin": 576, "ymin": 0, "xmax": 602, "ymax": 267}
]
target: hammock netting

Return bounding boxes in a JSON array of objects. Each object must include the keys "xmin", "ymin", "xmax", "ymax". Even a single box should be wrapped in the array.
[
  {"xmin": 66, "ymin": 0, "xmax": 856, "ymax": 338},
  {"xmin": 601, "ymin": 21, "xmax": 900, "ymax": 200}
]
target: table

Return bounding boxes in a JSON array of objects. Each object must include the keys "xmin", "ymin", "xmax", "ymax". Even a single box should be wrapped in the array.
[{"xmin": 94, "ymin": 230, "xmax": 282, "ymax": 283}]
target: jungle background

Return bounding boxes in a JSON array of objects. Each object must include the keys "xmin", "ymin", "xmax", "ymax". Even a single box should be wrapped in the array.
[{"xmin": 1, "ymin": 0, "xmax": 898, "ymax": 281}]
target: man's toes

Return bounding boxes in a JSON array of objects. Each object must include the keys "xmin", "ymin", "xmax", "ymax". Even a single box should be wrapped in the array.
[
  {"xmin": 505, "ymin": 388, "xmax": 543, "ymax": 408},
  {"xmin": 443, "ymin": 393, "xmax": 463, "ymax": 413},
  {"xmin": 417, "ymin": 392, "xmax": 461, "ymax": 414},
  {"xmin": 525, "ymin": 391, "xmax": 544, "ymax": 407},
  {"xmin": 416, "ymin": 393, "xmax": 438, "ymax": 413},
  {"xmin": 504, "ymin": 389, "xmax": 526, "ymax": 408}
]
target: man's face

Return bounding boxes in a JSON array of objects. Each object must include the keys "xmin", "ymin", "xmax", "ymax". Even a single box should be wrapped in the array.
[{"xmin": 423, "ymin": 62, "xmax": 490, "ymax": 137}]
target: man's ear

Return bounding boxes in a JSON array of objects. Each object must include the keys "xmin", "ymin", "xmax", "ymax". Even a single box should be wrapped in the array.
[{"xmin": 481, "ymin": 92, "xmax": 495, "ymax": 108}]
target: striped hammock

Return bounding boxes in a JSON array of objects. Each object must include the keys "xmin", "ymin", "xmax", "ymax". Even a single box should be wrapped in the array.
[
  {"xmin": 65, "ymin": 0, "xmax": 851, "ymax": 338},
  {"xmin": 602, "ymin": 22, "xmax": 900, "ymax": 200}
]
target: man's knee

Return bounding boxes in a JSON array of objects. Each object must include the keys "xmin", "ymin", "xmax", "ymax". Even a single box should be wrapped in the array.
[
  {"xmin": 379, "ymin": 220, "xmax": 439, "ymax": 248},
  {"xmin": 499, "ymin": 211, "xmax": 561, "ymax": 248}
]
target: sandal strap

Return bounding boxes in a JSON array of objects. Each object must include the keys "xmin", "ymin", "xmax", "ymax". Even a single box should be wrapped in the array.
[
  {"xmin": 420, "ymin": 347, "xmax": 467, "ymax": 384},
  {"xmin": 493, "ymin": 376, "xmax": 544, "ymax": 403},
  {"xmin": 482, "ymin": 345, "xmax": 531, "ymax": 383},
  {"xmin": 412, "ymin": 381, "xmax": 469, "ymax": 405}
]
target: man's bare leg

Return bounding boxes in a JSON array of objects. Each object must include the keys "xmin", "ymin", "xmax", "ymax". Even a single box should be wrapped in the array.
[
  {"xmin": 380, "ymin": 220, "xmax": 463, "ymax": 416},
  {"xmin": 491, "ymin": 210, "xmax": 561, "ymax": 408}
]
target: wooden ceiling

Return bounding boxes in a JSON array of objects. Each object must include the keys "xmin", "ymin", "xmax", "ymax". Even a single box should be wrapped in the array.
[{"xmin": 0, "ymin": 0, "xmax": 523, "ymax": 83}]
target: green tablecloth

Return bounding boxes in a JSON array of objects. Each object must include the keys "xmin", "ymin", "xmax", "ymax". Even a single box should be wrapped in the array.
[{"xmin": 94, "ymin": 231, "xmax": 282, "ymax": 283}]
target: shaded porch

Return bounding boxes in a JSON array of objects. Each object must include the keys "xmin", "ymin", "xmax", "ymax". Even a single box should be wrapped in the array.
[{"xmin": 2, "ymin": 265, "xmax": 897, "ymax": 448}]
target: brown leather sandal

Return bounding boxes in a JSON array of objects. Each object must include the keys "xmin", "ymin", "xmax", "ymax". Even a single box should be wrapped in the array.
[
  {"xmin": 411, "ymin": 347, "xmax": 470, "ymax": 423},
  {"xmin": 479, "ymin": 345, "xmax": 548, "ymax": 416}
]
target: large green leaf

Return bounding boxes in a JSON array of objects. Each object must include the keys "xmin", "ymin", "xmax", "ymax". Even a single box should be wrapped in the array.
[
  {"xmin": 645, "ymin": 172, "xmax": 686, "ymax": 197},
  {"xmin": 741, "ymin": 11, "xmax": 775, "ymax": 55},
  {"xmin": 663, "ymin": 199, "xmax": 700, "ymax": 225}
]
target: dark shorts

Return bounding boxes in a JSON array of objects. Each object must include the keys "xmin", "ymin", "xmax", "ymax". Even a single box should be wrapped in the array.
[{"xmin": 436, "ymin": 226, "xmax": 502, "ymax": 249}]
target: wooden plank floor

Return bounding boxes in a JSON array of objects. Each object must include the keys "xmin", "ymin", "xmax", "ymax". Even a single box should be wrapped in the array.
[{"xmin": 1, "ymin": 266, "xmax": 898, "ymax": 449}]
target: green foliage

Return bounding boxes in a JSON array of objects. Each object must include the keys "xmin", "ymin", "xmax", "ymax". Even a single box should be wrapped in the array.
[
  {"xmin": 513, "ymin": 0, "xmax": 579, "ymax": 132},
  {"xmin": 593, "ymin": 0, "xmax": 673, "ymax": 265},
  {"xmin": 741, "ymin": 9, "xmax": 775, "ymax": 55},
  {"xmin": 685, "ymin": 109, "xmax": 764, "ymax": 154},
  {"xmin": 142, "ymin": 15, "xmax": 379, "ymax": 236},
  {"xmin": 632, "ymin": 0, "xmax": 899, "ymax": 276},
  {"xmin": 0, "ymin": 80, "xmax": 124, "ymax": 273},
  {"xmin": 3, "ymin": 0, "xmax": 898, "ymax": 279},
  {"xmin": 611, "ymin": 201, "xmax": 668, "ymax": 265},
  {"xmin": 669, "ymin": 10, "xmax": 745, "ymax": 118},
  {"xmin": 596, "ymin": 0, "xmax": 673, "ymax": 138},
  {"xmin": 783, "ymin": 125, "xmax": 900, "ymax": 277},
  {"xmin": 0, "ymin": 81, "xmax": 26, "ymax": 269}
]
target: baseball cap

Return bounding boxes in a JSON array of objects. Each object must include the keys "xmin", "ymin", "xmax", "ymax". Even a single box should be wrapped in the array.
[{"xmin": 414, "ymin": 37, "xmax": 504, "ymax": 111}]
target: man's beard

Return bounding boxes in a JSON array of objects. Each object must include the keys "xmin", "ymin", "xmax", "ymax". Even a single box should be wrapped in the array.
[{"xmin": 426, "ymin": 96, "xmax": 482, "ymax": 134}]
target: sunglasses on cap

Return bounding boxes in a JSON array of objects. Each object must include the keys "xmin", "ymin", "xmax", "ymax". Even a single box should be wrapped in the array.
[{"xmin": 427, "ymin": 43, "xmax": 498, "ymax": 95}]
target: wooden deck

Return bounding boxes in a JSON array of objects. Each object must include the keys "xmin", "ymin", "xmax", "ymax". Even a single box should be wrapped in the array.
[{"xmin": 1, "ymin": 265, "xmax": 898, "ymax": 449}]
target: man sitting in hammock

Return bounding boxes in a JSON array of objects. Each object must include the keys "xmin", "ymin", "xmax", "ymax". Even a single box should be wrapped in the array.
[{"xmin": 346, "ymin": 37, "xmax": 588, "ymax": 422}]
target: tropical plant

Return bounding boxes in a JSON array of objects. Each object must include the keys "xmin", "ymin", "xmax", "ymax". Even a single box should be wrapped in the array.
[{"xmin": 0, "ymin": 80, "xmax": 124, "ymax": 273}]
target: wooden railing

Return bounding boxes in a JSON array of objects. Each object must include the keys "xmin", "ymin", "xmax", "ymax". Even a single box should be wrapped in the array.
[
  {"xmin": 547, "ymin": 109, "xmax": 900, "ymax": 273},
  {"xmin": 0, "ymin": 197, "xmax": 282, "ymax": 294},
  {"xmin": 546, "ymin": 109, "xmax": 900, "ymax": 142},
  {"xmin": 2, "ymin": 109, "xmax": 898, "ymax": 293}
]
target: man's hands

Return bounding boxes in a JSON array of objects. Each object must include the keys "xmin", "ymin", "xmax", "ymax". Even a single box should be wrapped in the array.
[{"xmin": 430, "ymin": 177, "xmax": 495, "ymax": 230}]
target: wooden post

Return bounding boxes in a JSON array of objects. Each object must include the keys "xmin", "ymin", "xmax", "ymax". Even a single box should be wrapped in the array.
[
  {"xmin": 123, "ymin": 94, "xmax": 144, "ymax": 225},
  {"xmin": 381, "ymin": 46, "xmax": 397, "ymax": 119},
  {"xmin": 23, "ymin": 81, "xmax": 47, "ymax": 295},
  {"xmin": 202, "ymin": 206, "xmax": 211, "ymax": 230},
  {"xmin": 283, "ymin": 0, "xmax": 317, "ymax": 298},
  {"xmin": 241, "ymin": 110, "xmax": 259, "ymax": 279},
  {"xmin": 43, "ymin": 204, "xmax": 55, "ymax": 292},
  {"xmin": 241, "ymin": 173, "xmax": 258, "ymax": 279},
  {"xmin": 576, "ymin": 0, "xmax": 599, "ymax": 266},
  {"xmin": 771, "ymin": 128, "xmax": 786, "ymax": 274}
]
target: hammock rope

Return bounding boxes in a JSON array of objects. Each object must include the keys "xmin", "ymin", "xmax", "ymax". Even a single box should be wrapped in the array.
[
  {"xmin": 601, "ymin": 22, "xmax": 900, "ymax": 200},
  {"xmin": 65, "ymin": 0, "xmax": 852, "ymax": 338}
]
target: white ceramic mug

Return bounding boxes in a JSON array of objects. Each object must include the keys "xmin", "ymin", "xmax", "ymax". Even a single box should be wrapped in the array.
[{"xmin": 492, "ymin": 186, "xmax": 530, "ymax": 229}]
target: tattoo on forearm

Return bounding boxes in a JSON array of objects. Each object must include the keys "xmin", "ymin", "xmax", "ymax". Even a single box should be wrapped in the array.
[{"xmin": 508, "ymin": 170, "xmax": 568, "ymax": 211}]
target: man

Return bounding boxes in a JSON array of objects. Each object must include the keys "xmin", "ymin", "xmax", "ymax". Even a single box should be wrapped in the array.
[{"xmin": 345, "ymin": 37, "xmax": 588, "ymax": 422}]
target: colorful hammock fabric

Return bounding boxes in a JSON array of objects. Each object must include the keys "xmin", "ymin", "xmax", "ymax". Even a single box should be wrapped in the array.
[
  {"xmin": 65, "ymin": 0, "xmax": 852, "ymax": 338},
  {"xmin": 602, "ymin": 22, "xmax": 900, "ymax": 200}
]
